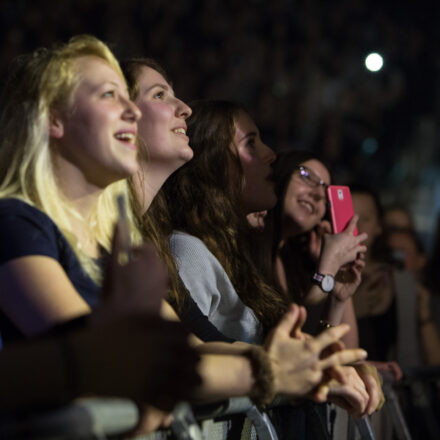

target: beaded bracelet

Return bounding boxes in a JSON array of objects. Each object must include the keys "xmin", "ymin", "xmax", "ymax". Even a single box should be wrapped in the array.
[{"xmin": 246, "ymin": 346, "xmax": 276, "ymax": 408}]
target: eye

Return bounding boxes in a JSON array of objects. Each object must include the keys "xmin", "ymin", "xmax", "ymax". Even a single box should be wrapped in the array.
[
  {"xmin": 102, "ymin": 90, "xmax": 116, "ymax": 98},
  {"xmin": 246, "ymin": 138, "xmax": 256, "ymax": 149},
  {"xmin": 153, "ymin": 90, "xmax": 165, "ymax": 99}
]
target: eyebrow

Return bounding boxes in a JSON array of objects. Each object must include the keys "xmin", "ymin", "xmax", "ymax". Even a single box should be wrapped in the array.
[
  {"xmin": 96, "ymin": 80, "xmax": 129, "ymax": 95},
  {"xmin": 238, "ymin": 131, "xmax": 257, "ymax": 143},
  {"xmin": 143, "ymin": 83, "xmax": 174, "ymax": 95}
]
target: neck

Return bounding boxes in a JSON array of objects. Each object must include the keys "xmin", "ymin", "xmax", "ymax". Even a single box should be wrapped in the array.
[
  {"xmin": 133, "ymin": 161, "xmax": 175, "ymax": 214},
  {"xmin": 53, "ymin": 155, "xmax": 106, "ymax": 258}
]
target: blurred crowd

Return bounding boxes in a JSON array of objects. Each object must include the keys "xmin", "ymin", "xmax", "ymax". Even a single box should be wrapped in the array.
[{"xmin": 0, "ymin": 0, "xmax": 437, "ymax": 189}]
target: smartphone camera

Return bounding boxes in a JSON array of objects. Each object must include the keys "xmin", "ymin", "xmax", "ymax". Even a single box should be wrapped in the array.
[{"xmin": 337, "ymin": 189, "xmax": 344, "ymax": 200}]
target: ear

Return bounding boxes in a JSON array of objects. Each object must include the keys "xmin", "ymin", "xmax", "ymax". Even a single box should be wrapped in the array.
[{"xmin": 49, "ymin": 112, "xmax": 64, "ymax": 139}]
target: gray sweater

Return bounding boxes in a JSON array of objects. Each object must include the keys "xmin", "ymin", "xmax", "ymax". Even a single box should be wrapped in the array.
[{"xmin": 170, "ymin": 231, "xmax": 263, "ymax": 344}]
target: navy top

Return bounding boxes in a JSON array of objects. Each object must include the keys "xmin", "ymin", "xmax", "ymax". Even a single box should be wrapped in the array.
[{"xmin": 0, "ymin": 198, "xmax": 101, "ymax": 344}]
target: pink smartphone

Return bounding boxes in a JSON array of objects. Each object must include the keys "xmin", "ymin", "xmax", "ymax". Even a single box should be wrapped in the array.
[{"xmin": 326, "ymin": 185, "xmax": 358, "ymax": 235}]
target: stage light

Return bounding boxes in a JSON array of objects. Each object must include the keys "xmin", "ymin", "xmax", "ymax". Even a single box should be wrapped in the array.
[{"xmin": 365, "ymin": 53, "xmax": 383, "ymax": 72}]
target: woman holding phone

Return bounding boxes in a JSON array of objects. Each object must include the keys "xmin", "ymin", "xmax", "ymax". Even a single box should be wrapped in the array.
[{"xmin": 263, "ymin": 149, "xmax": 383, "ymax": 414}]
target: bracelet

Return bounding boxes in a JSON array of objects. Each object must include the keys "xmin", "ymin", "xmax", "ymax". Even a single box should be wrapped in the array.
[
  {"xmin": 319, "ymin": 320, "xmax": 334, "ymax": 330},
  {"xmin": 246, "ymin": 346, "xmax": 276, "ymax": 408}
]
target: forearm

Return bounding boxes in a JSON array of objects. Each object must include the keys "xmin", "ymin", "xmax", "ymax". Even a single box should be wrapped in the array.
[
  {"xmin": 340, "ymin": 299, "xmax": 359, "ymax": 348},
  {"xmin": 193, "ymin": 353, "xmax": 254, "ymax": 402},
  {"xmin": 0, "ymin": 337, "xmax": 71, "ymax": 410}
]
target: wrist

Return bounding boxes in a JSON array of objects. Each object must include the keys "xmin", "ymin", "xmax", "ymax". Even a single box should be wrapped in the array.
[
  {"xmin": 317, "ymin": 259, "xmax": 338, "ymax": 277},
  {"xmin": 246, "ymin": 346, "xmax": 276, "ymax": 408}
]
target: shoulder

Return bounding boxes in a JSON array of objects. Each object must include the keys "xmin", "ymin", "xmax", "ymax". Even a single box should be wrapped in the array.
[
  {"xmin": 0, "ymin": 198, "xmax": 61, "ymax": 263},
  {"xmin": 170, "ymin": 231, "xmax": 221, "ymax": 267},
  {"xmin": 0, "ymin": 198, "xmax": 56, "ymax": 229}
]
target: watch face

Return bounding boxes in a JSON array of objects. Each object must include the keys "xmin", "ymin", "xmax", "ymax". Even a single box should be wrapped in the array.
[{"xmin": 322, "ymin": 275, "xmax": 334, "ymax": 292}]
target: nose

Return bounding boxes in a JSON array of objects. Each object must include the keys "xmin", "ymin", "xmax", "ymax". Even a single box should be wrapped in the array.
[
  {"xmin": 121, "ymin": 96, "xmax": 141, "ymax": 122},
  {"xmin": 261, "ymin": 142, "xmax": 276, "ymax": 165},
  {"xmin": 312, "ymin": 184, "xmax": 326, "ymax": 201},
  {"xmin": 174, "ymin": 97, "xmax": 192, "ymax": 120}
]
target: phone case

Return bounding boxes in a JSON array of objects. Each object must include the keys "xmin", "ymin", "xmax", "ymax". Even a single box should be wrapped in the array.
[{"xmin": 326, "ymin": 185, "xmax": 358, "ymax": 235}]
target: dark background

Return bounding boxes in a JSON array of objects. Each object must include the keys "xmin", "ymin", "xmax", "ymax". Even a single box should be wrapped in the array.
[{"xmin": 1, "ymin": 0, "xmax": 439, "ymax": 247}]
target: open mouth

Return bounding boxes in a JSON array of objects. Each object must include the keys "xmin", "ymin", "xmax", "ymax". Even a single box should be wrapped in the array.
[
  {"xmin": 298, "ymin": 200, "xmax": 314, "ymax": 214},
  {"xmin": 115, "ymin": 132, "xmax": 137, "ymax": 150}
]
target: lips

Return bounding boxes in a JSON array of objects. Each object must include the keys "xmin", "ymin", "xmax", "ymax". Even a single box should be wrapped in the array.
[
  {"xmin": 171, "ymin": 125, "xmax": 189, "ymax": 142},
  {"xmin": 114, "ymin": 130, "xmax": 137, "ymax": 151},
  {"xmin": 298, "ymin": 199, "xmax": 315, "ymax": 214}
]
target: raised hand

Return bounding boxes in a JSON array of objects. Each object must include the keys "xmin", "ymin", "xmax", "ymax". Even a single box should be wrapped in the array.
[
  {"xmin": 318, "ymin": 215, "xmax": 368, "ymax": 276},
  {"xmin": 93, "ymin": 222, "xmax": 169, "ymax": 324}
]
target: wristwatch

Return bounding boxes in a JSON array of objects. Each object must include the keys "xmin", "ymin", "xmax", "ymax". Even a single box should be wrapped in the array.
[{"xmin": 312, "ymin": 272, "xmax": 335, "ymax": 293}]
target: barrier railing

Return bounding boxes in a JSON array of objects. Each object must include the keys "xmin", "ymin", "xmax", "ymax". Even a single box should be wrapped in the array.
[{"xmin": 1, "ymin": 366, "xmax": 439, "ymax": 439}]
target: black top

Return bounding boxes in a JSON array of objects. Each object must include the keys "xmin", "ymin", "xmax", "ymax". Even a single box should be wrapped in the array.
[
  {"xmin": 0, "ymin": 198, "xmax": 101, "ymax": 345},
  {"xmin": 178, "ymin": 294, "xmax": 234, "ymax": 343}
]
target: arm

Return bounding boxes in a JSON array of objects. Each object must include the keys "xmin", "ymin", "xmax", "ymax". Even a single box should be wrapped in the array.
[
  {"xmin": 303, "ymin": 216, "xmax": 367, "ymax": 307},
  {"xmin": 340, "ymin": 298, "xmax": 359, "ymax": 348},
  {"xmin": 0, "ymin": 256, "xmax": 91, "ymax": 336}
]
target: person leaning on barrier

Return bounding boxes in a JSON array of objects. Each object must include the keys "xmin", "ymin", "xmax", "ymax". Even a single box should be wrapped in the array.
[{"xmin": 118, "ymin": 60, "xmax": 371, "ymax": 434}]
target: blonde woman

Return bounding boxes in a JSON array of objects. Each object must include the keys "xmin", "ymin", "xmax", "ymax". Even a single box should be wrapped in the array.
[{"xmin": 0, "ymin": 35, "xmax": 148, "ymax": 342}]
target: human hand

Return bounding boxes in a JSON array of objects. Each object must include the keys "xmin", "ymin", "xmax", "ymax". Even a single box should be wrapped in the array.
[
  {"xmin": 93, "ymin": 222, "xmax": 169, "ymax": 325},
  {"xmin": 325, "ymin": 365, "xmax": 369, "ymax": 418},
  {"xmin": 264, "ymin": 304, "xmax": 367, "ymax": 397},
  {"xmin": 319, "ymin": 216, "xmax": 367, "ymax": 275},
  {"xmin": 332, "ymin": 258, "xmax": 365, "ymax": 303},
  {"xmin": 72, "ymin": 314, "xmax": 201, "ymax": 410},
  {"xmin": 353, "ymin": 362, "xmax": 385, "ymax": 414},
  {"xmin": 368, "ymin": 360, "xmax": 403, "ymax": 382}
]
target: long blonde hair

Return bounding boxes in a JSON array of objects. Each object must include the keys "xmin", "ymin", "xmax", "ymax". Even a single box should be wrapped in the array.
[{"xmin": 0, "ymin": 35, "xmax": 142, "ymax": 282}]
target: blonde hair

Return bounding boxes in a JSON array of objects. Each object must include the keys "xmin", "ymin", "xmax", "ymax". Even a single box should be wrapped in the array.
[{"xmin": 0, "ymin": 35, "xmax": 142, "ymax": 282}]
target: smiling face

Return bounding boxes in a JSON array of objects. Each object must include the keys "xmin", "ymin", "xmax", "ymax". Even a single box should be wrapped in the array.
[
  {"xmin": 282, "ymin": 159, "xmax": 331, "ymax": 235},
  {"xmin": 232, "ymin": 110, "xmax": 277, "ymax": 214},
  {"xmin": 134, "ymin": 66, "xmax": 193, "ymax": 171},
  {"xmin": 51, "ymin": 56, "xmax": 141, "ymax": 188}
]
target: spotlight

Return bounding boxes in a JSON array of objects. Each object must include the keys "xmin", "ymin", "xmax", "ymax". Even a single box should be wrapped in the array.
[{"xmin": 365, "ymin": 53, "xmax": 383, "ymax": 72}]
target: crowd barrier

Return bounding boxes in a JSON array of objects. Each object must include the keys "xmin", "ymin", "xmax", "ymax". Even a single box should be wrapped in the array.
[{"xmin": 1, "ymin": 366, "xmax": 439, "ymax": 439}]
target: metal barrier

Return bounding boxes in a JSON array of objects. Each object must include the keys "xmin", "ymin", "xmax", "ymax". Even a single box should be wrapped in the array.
[
  {"xmin": 2, "ymin": 366, "xmax": 440, "ymax": 440},
  {"xmin": 0, "ymin": 396, "xmax": 378, "ymax": 439}
]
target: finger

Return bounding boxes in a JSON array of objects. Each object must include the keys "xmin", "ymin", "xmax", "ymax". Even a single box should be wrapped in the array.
[
  {"xmin": 344, "ymin": 215, "xmax": 359, "ymax": 234},
  {"xmin": 291, "ymin": 306, "xmax": 307, "ymax": 339},
  {"xmin": 319, "ymin": 220, "xmax": 332, "ymax": 234},
  {"xmin": 312, "ymin": 383, "xmax": 329, "ymax": 402},
  {"xmin": 355, "ymin": 232, "xmax": 368, "ymax": 244},
  {"xmin": 329, "ymin": 365, "xmax": 346, "ymax": 384},
  {"xmin": 269, "ymin": 303, "xmax": 300, "ymax": 343},
  {"xmin": 354, "ymin": 245, "xmax": 367, "ymax": 255},
  {"xmin": 315, "ymin": 324, "xmax": 350, "ymax": 350},
  {"xmin": 388, "ymin": 362, "xmax": 403, "ymax": 381},
  {"xmin": 331, "ymin": 387, "xmax": 367, "ymax": 418},
  {"xmin": 319, "ymin": 348, "xmax": 368, "ymax": 370}
]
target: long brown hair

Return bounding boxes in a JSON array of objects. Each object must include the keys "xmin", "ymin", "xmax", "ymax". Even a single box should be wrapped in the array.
[
  {"xmin": 161, "ymin": 100, "xmax": 288, "ymax": 332},
  {"xmin": 121, "ymin": 58, "xmax": 187, "ymax": 313}
]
